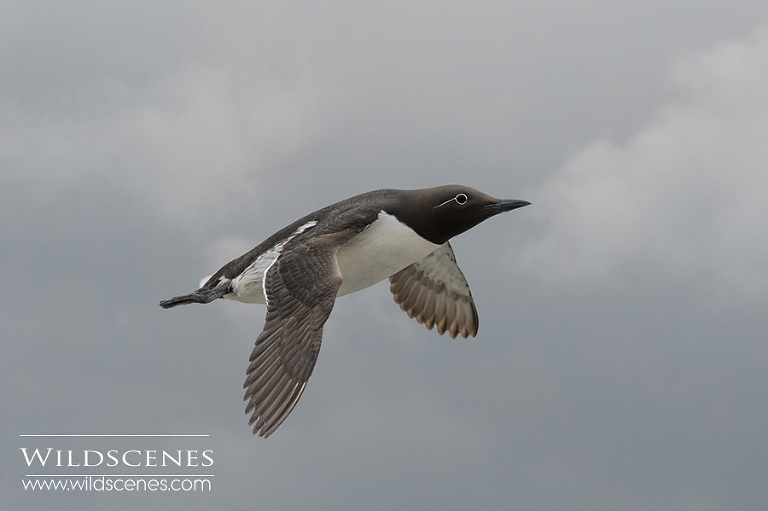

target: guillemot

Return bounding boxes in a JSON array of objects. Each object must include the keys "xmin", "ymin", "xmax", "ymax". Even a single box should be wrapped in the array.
[{"xmin": 160, "ymin": 185, "xmax": 529, "ymax": 437}]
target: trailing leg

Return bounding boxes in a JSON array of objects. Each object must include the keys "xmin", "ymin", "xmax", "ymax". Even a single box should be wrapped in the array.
[{"xmin": 159, "ymin": 282, "xmax": 232, "ymax": 309}]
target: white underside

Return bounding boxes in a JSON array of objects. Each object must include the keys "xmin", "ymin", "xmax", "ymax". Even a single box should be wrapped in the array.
[
  {"xmin": 335, "ymin": 212, "xmax": 439, "ymax": 296},
  {"xmin": 224, "ymin": 212, "xmax": 438, "ymax": 304}
]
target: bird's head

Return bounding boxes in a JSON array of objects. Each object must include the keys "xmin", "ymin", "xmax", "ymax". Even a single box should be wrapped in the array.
[{"xmin": 399, "ymin": 185, "xmax": 530, "ymax": 245}]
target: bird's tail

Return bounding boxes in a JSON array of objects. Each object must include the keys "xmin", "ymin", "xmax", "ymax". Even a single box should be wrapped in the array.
[{"xmin": 159, "ymin": 282, "xmax": 232, "ymax": 309}]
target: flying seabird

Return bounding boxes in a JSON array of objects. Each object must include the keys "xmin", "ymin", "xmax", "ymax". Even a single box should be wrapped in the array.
[{"xmin": 160, "ymin": 185, "xmax": 529, "ymax": 437}]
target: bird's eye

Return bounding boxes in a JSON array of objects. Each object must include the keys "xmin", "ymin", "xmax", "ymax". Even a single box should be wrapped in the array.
[{"xmin": 434, "ymin": 193, "xmax": 470, "ymax": 209}]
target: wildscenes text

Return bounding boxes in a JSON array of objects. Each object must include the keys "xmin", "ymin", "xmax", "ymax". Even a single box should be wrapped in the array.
[
  {"xmin": 23, "ymin": 476, "xmax": 211, "ymax": 492},
  {"xmin": 20, "ymin": 448, "xmax": 213, "ymax": 468}
]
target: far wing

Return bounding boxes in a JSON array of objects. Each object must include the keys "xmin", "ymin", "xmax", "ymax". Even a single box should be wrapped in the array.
[{"xmin": 389, "ymin": 242, "xmax": 479, "ymax": 339}]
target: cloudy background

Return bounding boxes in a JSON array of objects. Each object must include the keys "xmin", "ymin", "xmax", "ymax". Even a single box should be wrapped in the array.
[{"xmin": 3, "ymin": 1, "xmax": 768, "ymax": 509}]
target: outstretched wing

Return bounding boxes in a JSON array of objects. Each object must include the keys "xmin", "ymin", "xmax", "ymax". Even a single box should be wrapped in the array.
[
  {"xmin": 389, "ymin": 242, "xmax": 479, "ymax": 339},
  {"xmin": 243, "ymin": 210, "xmax": 375, "ymax": 437}
]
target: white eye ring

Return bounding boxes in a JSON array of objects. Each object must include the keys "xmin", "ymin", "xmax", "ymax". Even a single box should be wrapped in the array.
[{"xmin": 435, "ymin": 193, "xmax": 470, "ymax": 208}]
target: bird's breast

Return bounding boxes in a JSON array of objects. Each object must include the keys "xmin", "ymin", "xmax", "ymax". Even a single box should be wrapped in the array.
[
  {"xmin": 227, "ymin": 213, "xmax": 437, "ymax": 303},
  {"xmin": 336, "ymin": 211, "xmax": 439, "ymax": 296}
]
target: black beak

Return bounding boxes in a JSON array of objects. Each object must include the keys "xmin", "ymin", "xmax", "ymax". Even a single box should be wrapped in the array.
[{"xmin": 484, "ymin": 199, "xmax": 531, "ymax": 214}]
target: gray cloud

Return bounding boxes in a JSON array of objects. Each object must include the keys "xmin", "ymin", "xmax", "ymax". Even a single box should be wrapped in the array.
[{"xmin": 521, "ymin": 25, "xmax": 768, "ymax": 299}]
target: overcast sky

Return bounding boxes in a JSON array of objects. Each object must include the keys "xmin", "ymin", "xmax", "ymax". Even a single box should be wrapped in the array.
[{"xmin": 3, "ymin": 1, "xmax": 768, "ymax": 509}]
